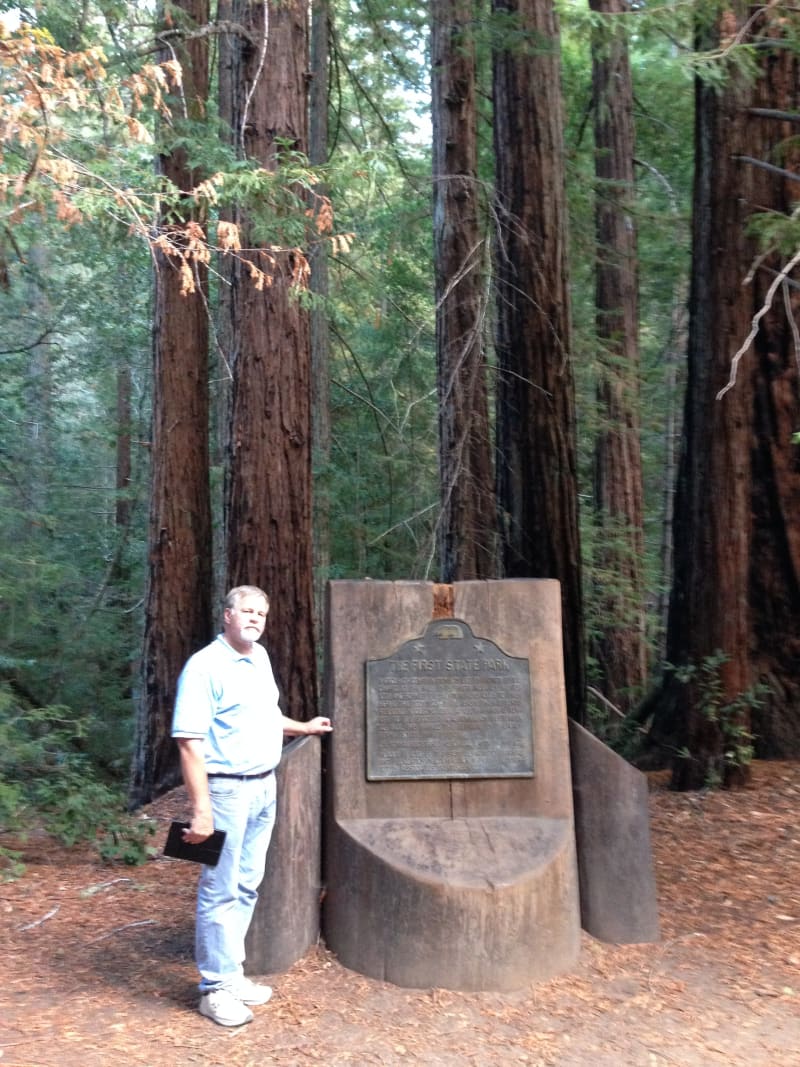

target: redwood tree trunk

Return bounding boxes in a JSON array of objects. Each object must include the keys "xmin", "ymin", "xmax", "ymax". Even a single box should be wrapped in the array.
[
  {"xmin": 589, "ymin": 0, "xmax": 646, "ymax": 716},
  {"xmin": 655, "ymin": 286, "xmax": 688, "ymax": 659},
  {"xmin": 658, "ymin": 36, "xmax": 753, "ymax": 787},
  {"xmin": 131, "ymin": 0, "xmax": 212, "ymax": 807},
  {"xmin": 432, "ymin": 0, "xmax": 496, "ymax": 581},
  {"xmin": 310, "ymin": 0, "xmax": 332, "ymax": 653},
  {"xmin": 649, "ymin": 3, "xmax": 800, "ymax": 787},
  {"xmin": 492, "ymin": 0, "xmax": 586, "ymax": 722},
  {"xmin": 221, "ymin": 0, "xmax": 318, "ymax": 722},
  {"xmin": 746, "ymin": 24, "xmax": 800, "ymax": 757}
]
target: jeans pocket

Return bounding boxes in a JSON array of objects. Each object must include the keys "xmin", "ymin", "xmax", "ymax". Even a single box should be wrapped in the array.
[{"xmin": 208, "ymin": 780, "xmax": 238, "ymax": 800}]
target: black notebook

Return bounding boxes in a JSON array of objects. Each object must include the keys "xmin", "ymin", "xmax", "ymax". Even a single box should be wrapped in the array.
[{"xmin": 163, "ymin": 820, "xmax": 227, "ymax": 866}]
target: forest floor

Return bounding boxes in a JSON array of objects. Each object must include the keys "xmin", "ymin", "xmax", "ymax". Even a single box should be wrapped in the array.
[{"xmin": 1, "ymin": 760, "xmax": 799, "ymax": 1067}]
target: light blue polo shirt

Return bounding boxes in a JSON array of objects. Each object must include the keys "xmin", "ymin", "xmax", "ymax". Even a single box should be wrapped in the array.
[{"xmin": 171, "ymin": 635, "xmax": 283, "ymax": 776}]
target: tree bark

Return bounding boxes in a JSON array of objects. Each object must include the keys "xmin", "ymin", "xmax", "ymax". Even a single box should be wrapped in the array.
[
  {"xmin": 647, "ymin": 3, "xmax": 800, "ymax": 786},
  {"xmin": 214, "ymin": 0, "xmax": 241, "ymax": 606},
  {"xmin": 589, "ymin": 0, "xmax": 646, "ymax": 717},
  {"xmin": 131, "ymin": 0, "xmax": 212, "ymax": 807},
  {"xmin": 432, "ymin": 0, "xmax": 496, "ymax": 581},
  {"xmin": 310, "ymin": 0, "xmax": 332, "ymax": 657},
  {"xmin": 746, "ymin": 22, "xmax": 800, "ymax": 758},
  {"xmin": 492, "ymin": 0, "xmax": 586, "ymax": 722},
  {"xmin": 655, "ymin": 285, "xmax": 688, "ymax": 660},
  {"xmin": 221, "ymin": 0, "xmax": 318, "ymax": 723},
  {"xmin": 658, "ymin": 34, "xmax": 752, "ymax": 789}
]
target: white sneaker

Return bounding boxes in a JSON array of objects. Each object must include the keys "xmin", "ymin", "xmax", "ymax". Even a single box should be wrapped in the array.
[
  {"xmin": 228, "ymin": 976, "xmax": 273, "ymax": 1006},
  {"xmin": 198, "ymin": 988, "xmax": 254, "ymax": 1027}
]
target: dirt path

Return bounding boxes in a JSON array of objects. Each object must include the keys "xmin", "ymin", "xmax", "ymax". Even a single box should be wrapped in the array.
[{"xmin": 2, "ymin": 762, "xmax": 799, "ymax": 1067}]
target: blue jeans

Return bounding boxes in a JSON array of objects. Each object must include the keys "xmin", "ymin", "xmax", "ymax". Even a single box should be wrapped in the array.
[{"xmin": 196, "ymin": 774, "xmax": 277, "ymax": 993}]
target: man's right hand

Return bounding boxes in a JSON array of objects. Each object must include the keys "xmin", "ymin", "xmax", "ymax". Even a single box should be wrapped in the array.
[
  {"xmin": 176, "ymin": 737, "xmax": 214, "ymax": 843},
  {"xmin": 183, "ymin": 812, "xmax": 214, "ymax": 843}
]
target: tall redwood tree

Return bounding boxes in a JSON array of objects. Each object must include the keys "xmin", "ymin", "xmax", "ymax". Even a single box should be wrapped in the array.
[
  {"xmin": 310, "ymin": 0, "xmax": 332, "ymax": 647},
  {"xmin": 492, "ymin": 0, "xmax": 586, "ymax": 722},
  {"xmin": 218, "ymin": 0, "xmax": 318, "ymax": 722},
  {"xmin": 745, "ymin": 23, "xmax": 800, "ymax": 759},
  {"xmin": 646, "ymin": 4, "xmax": 800, "ymax": 786},
  {"xmin": 590, "ymin": 0, "xmax": 647, "ymax": 716},
  {"xmin": 432, "ymin": 0, "xmax": 496, "ymax": 581},
  {"xmin": 131, "ymin": 0, "xmax": 212, "ymax": 806}
]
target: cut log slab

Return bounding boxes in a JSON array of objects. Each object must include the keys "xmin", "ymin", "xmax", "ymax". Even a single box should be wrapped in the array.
[
  {"xmin": 245, "ymin": 735, "xmax": 322, "ymax": 974},
  {"xmin": 324, "ymin": 815, "xmax": 580, "ymax": 991},
  {"xmin": 569, "ymin": 720, "xmax": 660, "ymax": 944}
]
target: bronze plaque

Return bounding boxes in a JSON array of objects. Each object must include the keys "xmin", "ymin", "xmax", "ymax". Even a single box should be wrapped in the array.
[{"xmin": 366, "ymin": 619, "xmax": 534, "ymax": 780}]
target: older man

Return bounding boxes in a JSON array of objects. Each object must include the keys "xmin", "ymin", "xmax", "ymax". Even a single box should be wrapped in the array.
[{"xmin": 172, "ymin": 585, "xmax": 332, "ymax": 1027}]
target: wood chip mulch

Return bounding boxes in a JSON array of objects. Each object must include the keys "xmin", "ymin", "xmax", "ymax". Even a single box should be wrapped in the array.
[{"xmin": 1, "ymin": 761, "xmax": 798, "ymax": 1067}]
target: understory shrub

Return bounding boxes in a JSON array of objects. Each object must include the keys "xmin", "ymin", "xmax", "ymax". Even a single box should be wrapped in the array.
[{"xmin": 0, "ymin": 684, "xmax": 156, "ymax": 878}]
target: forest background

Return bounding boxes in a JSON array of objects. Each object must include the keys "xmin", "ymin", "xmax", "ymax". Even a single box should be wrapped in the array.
[{"xmin": 1, "ymin": 0, "xmax": 799, "ymax": 867}]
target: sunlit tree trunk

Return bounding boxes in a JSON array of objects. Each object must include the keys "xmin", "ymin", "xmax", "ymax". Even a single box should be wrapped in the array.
[
  {"xmin": 220, "ymin": 0, "xmax": 318, "ymax": 722},
  {"xmin": 492, "ymin": 0, "xmax": 586, "ymax": 722},
  {"xmin": 589, "ymin": 0, "xmax": 646, "ymax": 717},
  {"xmin": 432, "ymin": 0, "xmax": 496, "ymax": 581},
  {"xmin": 131, "ymin": 0, "xmax": 212, "ymax": 807}
]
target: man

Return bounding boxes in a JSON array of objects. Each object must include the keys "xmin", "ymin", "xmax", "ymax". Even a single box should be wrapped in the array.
[{"xmin": 171, "ymin": 584, "xmax": 332, "ymax": 1027}]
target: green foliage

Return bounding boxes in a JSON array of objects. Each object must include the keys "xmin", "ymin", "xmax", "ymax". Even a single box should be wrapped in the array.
[
  {"xmin": 746, "ymin": 207, "xmax": 800, "ymax": 261},
  {"xmin": 0, "ymin": 219, "xmax": 150, "ymax": 773},
  {"xmin": 0, "ymin": 13, "xmax": 178, "ymax": 249},
  {"xmin": 0, "ymin": 8, "xmax": 153, "ymax": 775},
  {"xmin": 561, "ymin": 0, "xmax": 694, "ymax": 679},
  {"xmin": 480, "ymin": 8, "xmax": 558, "ymax": 58},
  {"xmin": 0, "ymin": 684, "xmax": 157, "ymax": 879},
  {"xmin": 323, "ymin": 7, "xmax": 440, "ymax": 579},
  {"xmin": 666, "ymin": 653, "xmax": 765, "ymax": 787},
  {"xmin": 192, "ymin": 150, "xmax": 335, "ymax": 250}
]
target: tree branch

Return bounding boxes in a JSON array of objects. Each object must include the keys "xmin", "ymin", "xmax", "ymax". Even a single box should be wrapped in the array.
[
  {"xmin": 733, "ymin": 155, "xmax": 800, "ymax": 185},
  {"xmin": 0, "ymin": 326, "xmax": 55, "ymax": 356},
  {"xmin": 135, "ymin": 21, "xmax": 256, "ymax": 58},
  {"xmin": 241, "ymin": 2, "xmax": 269, "ymax": 158},
  {"xmin": 717, "ymin": 247, "xmax": 800, "ymax": 398},
  {"xmin": 748, "ymin": 107, "xmax": 800, "ymax": 124}
]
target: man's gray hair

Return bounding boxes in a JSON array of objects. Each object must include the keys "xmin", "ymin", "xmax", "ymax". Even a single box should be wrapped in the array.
[{"xmin": 224, "ymin": 585, "xmax": 270, "ymax": 611}]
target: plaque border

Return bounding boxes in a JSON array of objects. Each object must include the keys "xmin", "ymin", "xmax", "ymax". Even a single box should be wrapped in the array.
[{"xmin": 365, "ymin": 619, "xmax": 534, "ymax": 781}]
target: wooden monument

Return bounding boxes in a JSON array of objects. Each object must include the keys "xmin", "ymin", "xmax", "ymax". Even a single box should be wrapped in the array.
[{"xmin": 321, "ymin": 579, "xmax": 582, "ymax": 991}]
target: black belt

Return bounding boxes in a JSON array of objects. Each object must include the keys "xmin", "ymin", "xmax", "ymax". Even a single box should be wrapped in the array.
[{"xmin": 207, "ymin": 769, "xmax": 274, "ymax": 780}]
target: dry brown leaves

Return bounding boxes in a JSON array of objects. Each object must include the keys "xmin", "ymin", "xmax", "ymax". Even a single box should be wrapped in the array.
[{"xmin": 1, "ymin": 761, "xmax": 798, "ymax": 1067}]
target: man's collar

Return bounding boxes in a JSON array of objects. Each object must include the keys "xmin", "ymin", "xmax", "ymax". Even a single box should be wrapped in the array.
[{"xmin": 216, "ymin": 634, "xmax": 257, "ymax": 661}]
